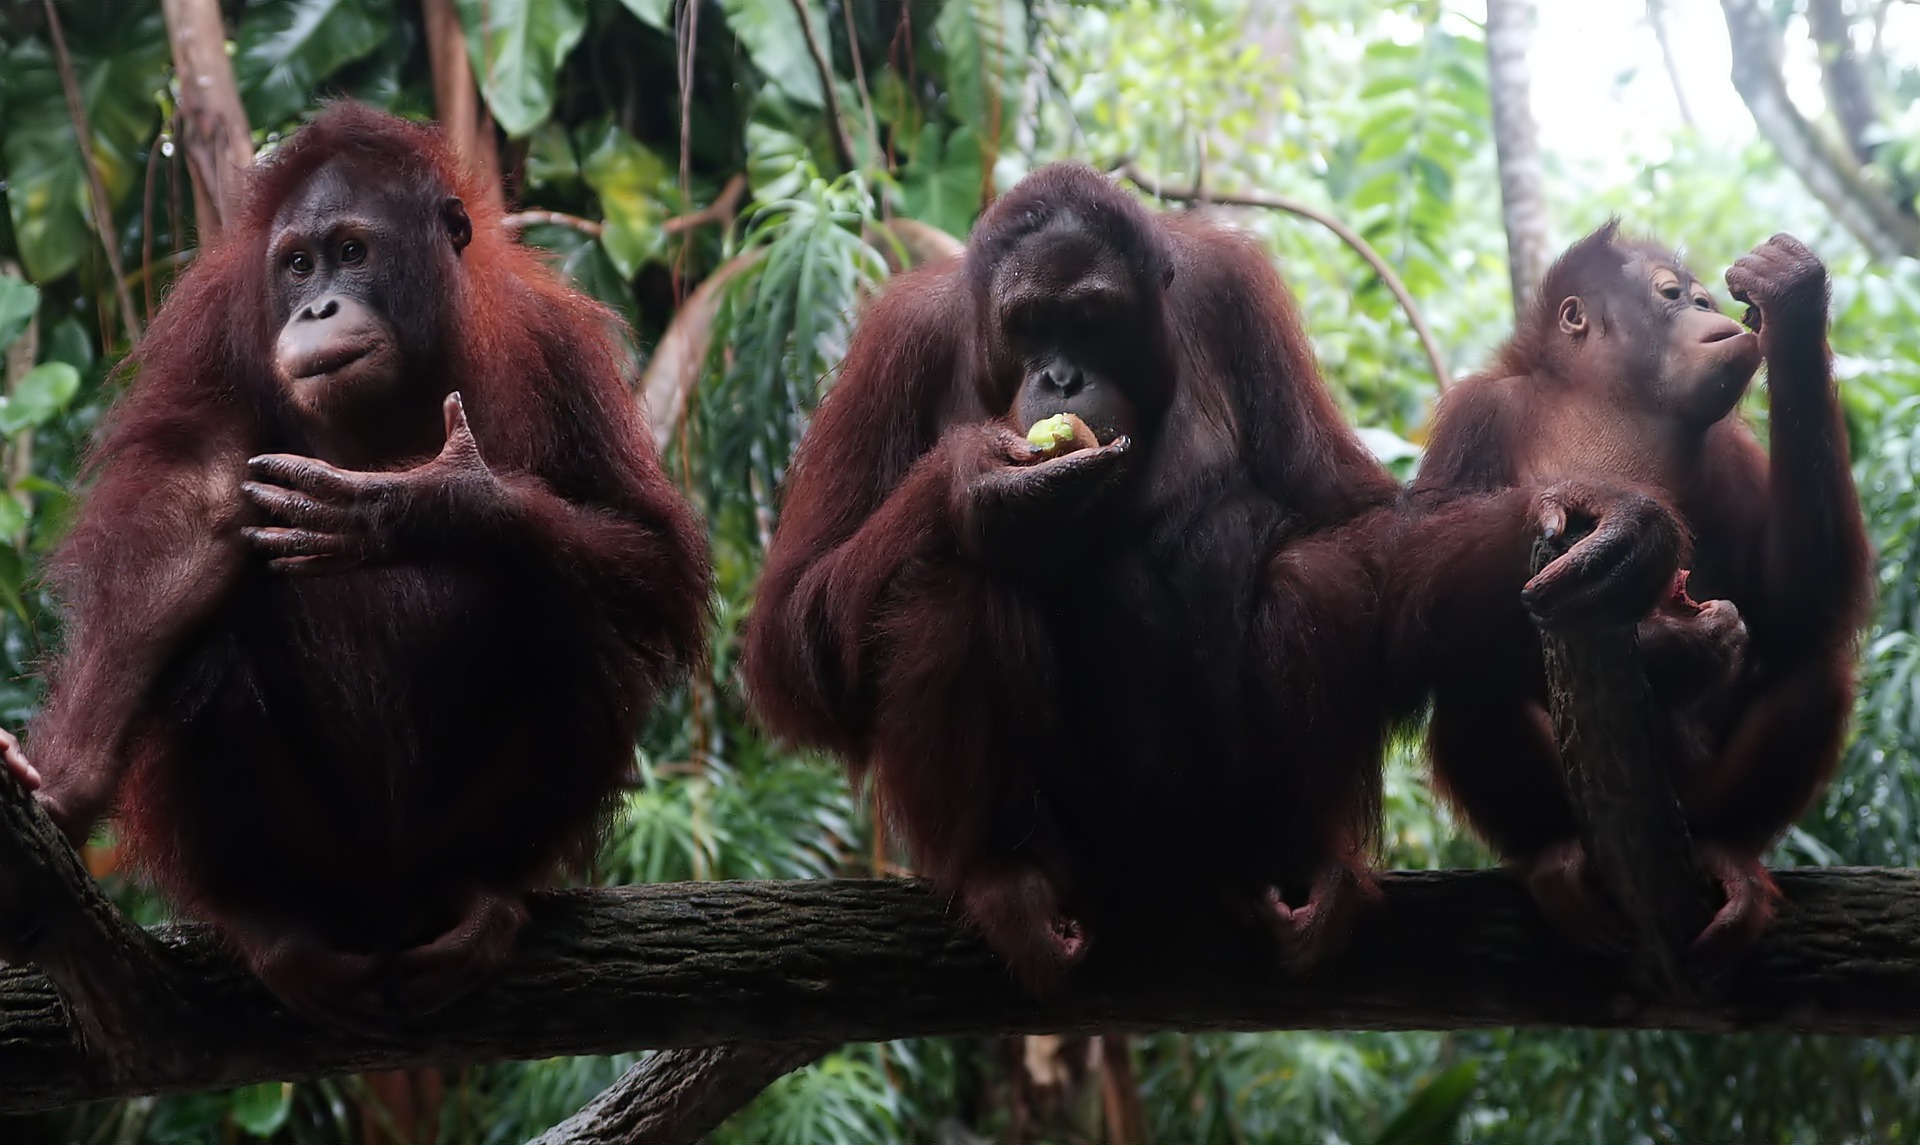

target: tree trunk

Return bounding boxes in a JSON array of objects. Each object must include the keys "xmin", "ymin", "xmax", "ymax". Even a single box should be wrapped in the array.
[
  {"xmin": 160, "ymin": 0, "xmax": 254, "ymax": 239},
  {"xmin": 1804, "ymin": 0, "xmax": 1879, "ymax": 167},
  {"xmin": 1721, "ymin": 0, "xmax": 1920, "ymax": 261},
  {"xmin": 1485, "ymin": 0, "xmax": 1551, "ymax": 317},
  {"xmin": 422, "ymin": 0, "xmax": 504, "ymax": 208}
]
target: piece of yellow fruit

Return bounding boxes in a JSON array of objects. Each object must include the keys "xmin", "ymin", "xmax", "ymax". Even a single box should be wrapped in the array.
[{"xmin": 1026, "ymin": 414, "xmax": 1076, "ymax": 451}]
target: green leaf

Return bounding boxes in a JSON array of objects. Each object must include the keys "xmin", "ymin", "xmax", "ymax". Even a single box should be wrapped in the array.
[
  {"xmin": 0, "ymin": 363, "xmax": 81, "ymax": 436},
  {"xmin": 897, "ymin": 125, "xmax": 982, "ymax": 239},
  {"xmin": 228, "ymin": 1082, "xmax": 294, "ymax": 1138},
  {"xmin": 0, "ymin": 544, "xmax": 28, "ymax": 622},
  {"xmin": 455, "ymin": 0, "xmax": 588, "ymax": 136},
  {"xmin": 1, "ymin": 7, "xmax": 168, "ymax": 282},
  {"xmin": 235, "ymin": 0, "xmax": 387, "ymax": 129},
  {"xmin": 518, "ymin": 224, "xmax": 637, "ymax": 320},
  {"xmin": 720, "ymin": 0, "xmax": 828, "ymax": 108},
  {"xmin": 619, "ymin": 0, "xmax": 675, "ymax": 32},
  {"xmin": 935, "ymin": 0, "xmax": 1028, "ymax": 143},
  {"xmin": 43, "ymin": 317, "xmax": 96, "ymax": 376},
  {"xmin": 1370, "ymin": 1061, "xmax": 1479, "ymax": 1145},
  {"xmin": 525, "ymin": 120, "xmax": 583, "ymax": 188},
  {"xmin": 745, "ymin": 119, "xmax": 814, "ymax": 203},
  {"xmin": 0, "ymin": 277, "xmax": 39, "ymax": 355},
  {"xmin": 581, "ymin": 126, "xmax": 670, "ymax": 278},
  {"xmin": 0, "ymin": 499, "xmax": 26, "ymax": 544}
]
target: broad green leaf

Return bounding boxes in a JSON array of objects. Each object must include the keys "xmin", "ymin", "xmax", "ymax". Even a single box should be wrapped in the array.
[
  {"xmin": 1, "ymin": 7, "xmax": 167, "ymax": 281},
  {"xmin": 455, "ymin": 0, "xmax": 588, "ymax": 137},
  {"xmin": 935, "ymin": 0, "xmax": 1028, "ymax": 144},
  {"xmin": 43, "ymin": 317, "xmax": 97, "ymax": 375},
  {"xmin": 897, "ymin": 125, "xmax": 983, "ymax": 239},
  {"xmin": 235, "ymin": 0, "xmax": 387, "ymax": 129},
  {"xmin": 582, "ymin": 126, "xmax": 670, "ymax": 278},
  {"xmin": 518, "ymin": 224, "xmax": 637, "ymax": 320},
  {"xmin": 526, "ymin": 120, "xmax": 583, "ymax": 188},
  {"xmin": 720, "ymin": 0, "xmax": 827, "ymax": 108},
  {"xmin": 0, "ymin": 277, "xmax": 39, "ymax": 355},
  {"xmin": 745, "ymin": 120, "xmax": 813, "ymax": 203},
  {"xmin": 0, "ymin": 363, "xmax": 81, "ymax": 436},
  {"xmin": 1370, "ymin": 1061, "xmax": 1479, "ymax": 1145},
  {"xmin": 619, "ymin": 0, "xmax": 674, "ymax": 32},
  {"xmin": 228, "ymin": 1082, "xmax": 294, "ymax": 1138}
]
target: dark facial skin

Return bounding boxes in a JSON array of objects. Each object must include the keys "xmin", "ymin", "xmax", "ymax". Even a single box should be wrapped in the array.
[
  {"xmin": 990, "ymin": 220, "xmax": 1165, "ymax": 446},
  {"xmin": 266, "ymin": 167, "xmax": 473, "ymax": 436},
  {"xmin": 1556, "ymin": 249, "xmax": 1762, "ymax": 427}
]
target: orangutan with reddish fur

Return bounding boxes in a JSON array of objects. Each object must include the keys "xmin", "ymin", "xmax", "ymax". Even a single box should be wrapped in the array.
[
  {"xmin": 0, "ymin": 104, "xmax": 710, "ymax": 1028},
  {"xmin": 743, "ymin": 164, "xmax": 1398, "ymax": 987},
  {"xmin": 1389, "ymin": 223, "xmax": 1870, "ymax": 954}
]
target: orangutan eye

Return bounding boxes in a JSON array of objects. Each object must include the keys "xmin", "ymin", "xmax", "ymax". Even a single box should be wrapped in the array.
[
  {"xmin": 287, "ymin": 251, "xmax": 313, "ymax": 277},
  {"xmin": 339, "ymin": 239, "xmax": 366, "ymax": 265}
]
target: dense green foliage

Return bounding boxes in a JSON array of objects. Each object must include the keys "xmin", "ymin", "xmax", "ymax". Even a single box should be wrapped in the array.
[{"xmin": 7, "ymin": 0, "xmax": 1920, "ymax": 1140}]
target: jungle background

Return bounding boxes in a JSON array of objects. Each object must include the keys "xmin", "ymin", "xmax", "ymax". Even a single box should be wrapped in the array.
[{"xmin": 5, "ymin": 0, "xmax": 1920, "ymax": 1141}]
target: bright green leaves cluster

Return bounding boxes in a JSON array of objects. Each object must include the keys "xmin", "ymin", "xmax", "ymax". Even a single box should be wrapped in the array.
[
  {"xmin": 454, "ymin": 0, "xmax": 588, "ymax": 137},
  {"xmin": 0, "ymin": 5, "xmax": 167, "ymax": 282},
  {"xmin": 722, "ymin": 0, "xmax": 831, "ymax": 109},
  {"xmin": 0, "ymin": 274, "xmax": 82, "ymax": 610},
  {"xmin": 581, "ymin": 125, "xmax": 673, "ymax": 278},
  {"xmin": 236, "ymin": 0, "xmax": 388, "ymax": 128},
  {"xmin": 897, "ymin": 123, "xmax": 985, "ymax": 241},
  {"xmin": 700, "ymin": 172, "xmax": 888, "ymax": 522},
  {"xmin": 934, "ymin": 0, "xmax": 1028, "ymax": 148},
  {"xmin": 0, "ymin": 276, "xmax": 82, "ymax": 441},
  {"xmin": 1341, "ymin": 30, "xmax": 1490, "ymax": 299}
]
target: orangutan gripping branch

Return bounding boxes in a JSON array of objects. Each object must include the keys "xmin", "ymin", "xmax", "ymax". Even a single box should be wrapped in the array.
[
  {"xmin": 1388, "ymin": 223, "xmax": 1871, "ymax": 955},
  {"xmin": 0, "ymin": 104, "xmax": 711, "ymax": 1028}
]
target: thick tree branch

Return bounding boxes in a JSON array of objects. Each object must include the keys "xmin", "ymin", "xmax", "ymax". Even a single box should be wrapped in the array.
[
  {"xmin": 0, "ymin": 773, "xmax": 204, "ymax": 1097},
  {"xmin": 1118, "ymin": 165, "xmax": 1452, "ymax": 391},
  {"xmin": 160, "ymin": 0, "xmax": 254, "ymax": 240},
  {"xmin": 1533, "ymin": 537, "xmax": 1716, "ymax": 998},
  {"xmin": 1721, "ymin": 0, "xmax": 1920, "ymax": 261},
  {"xmin": 423, "ymin": 0, "xmax": 504, "ymax": 209},
  {"xmin": 1485, "ymin": 0, "xmax": 1552, "ymax": 319},
  {"xmin": 527, "ymin": 1042, "xmax": 833, "ymax": 1145},
  {"xmin": 7, "ymin": 868, "xmax": 1920, "ymax": 1115},
  {"xmin": 1805, "ymin": 0, "xmax": 1880, "ymax": 168}
]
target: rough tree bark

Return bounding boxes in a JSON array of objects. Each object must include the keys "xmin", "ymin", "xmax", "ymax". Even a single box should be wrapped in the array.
[
  {"xmin": 1485, "ymin": 0, "xmax": 1552, "ymax": 318},
  {"xmin": 160, "ymin": 0, "xmax": 254, "ymax": 239},
  {"xmin": 1533, "ymin": 536, "xmax": 1717, "ymax": 999},
  {"xmin": 1721, "ymin": 0, "xmax": 1920, "ymax": 261},
  {"xmin": 526, "ymin": 1042, "xmax": 833, "ymax": 1145},
  {"xmin": 7, "ymin": 868, "xmax": 1920, "ymax": 1117}
]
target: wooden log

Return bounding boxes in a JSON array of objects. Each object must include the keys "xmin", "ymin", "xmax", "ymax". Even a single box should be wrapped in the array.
[{"xmin": 5, "ymin": 869, "xmax": 1920, "ymax": 1116}]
